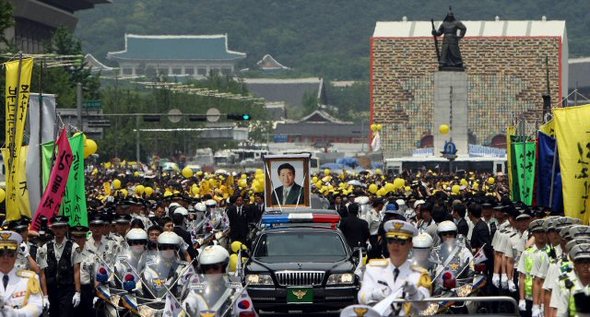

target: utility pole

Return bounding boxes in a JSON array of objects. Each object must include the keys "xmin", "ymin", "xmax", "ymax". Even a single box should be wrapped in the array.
[{"xmin": 136, "ymin": 115, "xmax": 140, "ymax": 162}]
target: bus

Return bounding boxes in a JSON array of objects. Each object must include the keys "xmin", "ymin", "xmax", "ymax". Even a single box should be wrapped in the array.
[{"xmin": 384, "ymin": 156, "xmax": 506, "ymax": 176}]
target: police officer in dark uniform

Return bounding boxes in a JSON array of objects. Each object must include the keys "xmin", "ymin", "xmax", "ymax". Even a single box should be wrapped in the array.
[{"xmin": 37, "ymin": 215, "xmax": 82, "ymax": 317}]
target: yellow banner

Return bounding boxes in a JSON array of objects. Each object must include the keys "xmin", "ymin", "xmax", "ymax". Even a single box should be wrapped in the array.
[
  {"xmin": 2, "ymin": 147, "xmax": 31, "ymax": 220},
  {"xmin": 539, "ymin": 119, "xmax": 555, "ymax": 138},
  {"xmin": 554, "ymin": 104, "xmax": 590, "ymax": 223},
  {"xmin": 4, "ymin": 58, "xmax": 33, "ymax": 221},
  {"xmin": 506, "ymin": 126, "xmax": 516, "ymax": 200}
]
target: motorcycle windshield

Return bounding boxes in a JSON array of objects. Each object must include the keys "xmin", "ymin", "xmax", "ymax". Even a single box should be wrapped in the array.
[
  {"xmin": 114, "ymin": 251, "xmax": 142, "ymax": 285},
  {"xmin": 185, "ymin": 274, "xmax": 239, "ymax": 315},
  {"xmin": 141, "ymin": 250, "xmax": 175, "ymax": 299}
]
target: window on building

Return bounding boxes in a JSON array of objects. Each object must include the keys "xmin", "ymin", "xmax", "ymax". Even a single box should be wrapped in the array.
[
  {"xmin": 158, "ymin": 68, "xmax": 169, "ymax": 76},
  {"xmin": 122, "ymin": 68, "xmax": 133, "ymax": 75},
  {"xmin": 210, "ymin": 68, "xmax": 221, "ymax": 76},
  {"xmin": 197, "ymin": 68, "xmax": 207, "ymax": 76},
  {"xmin": 221, "ymin": 67, "xmax": 232, "ymax": 75},
  {"xmin": 185, "ymin": 68, "xmax": 194, "ymax": 75},
  {"xmin": 172, "ymin": 68, "xmax": 182, "ymax": 75}
]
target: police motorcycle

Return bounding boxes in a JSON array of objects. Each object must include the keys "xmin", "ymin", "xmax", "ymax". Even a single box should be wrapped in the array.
[
  {"xmin": 421, "ymin": 221, "xmax": 486, "ymax": 315},
  {"xmin": 191, "ymin": 200, "xmax": 230, "ymax": 252},
  {"xmin": 179, "ymin": 245, "xmax": 258, "ymax": 317},
  {"xmin": 96, "ymin": 231, "xmax": 192, "ymax": 316}
]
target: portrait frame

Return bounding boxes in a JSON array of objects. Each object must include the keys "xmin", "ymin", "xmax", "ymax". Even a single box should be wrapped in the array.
[{"xmin": 263, "ymin": 154, "xmax": 311, "ymax": 209}]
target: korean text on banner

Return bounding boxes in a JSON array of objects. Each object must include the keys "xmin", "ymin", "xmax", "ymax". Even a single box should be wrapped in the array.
[
  {"xmin": 512, "ymin": 141, "xmax": 536, "ymax": 206},
  {"xmin": 31, "ymin": 130, "xmax": 72, "ymax": 232},
  {"xmin": 554, "ymin": 104, "xmax": 590, "ymax": 223},
  {"xmin": 60, "ymin": 134, "xmax": 88, "ymax": 227},
  {"xmin": 1, "ymin": 147, "xmax": 31, "ymax": 219},
  {"xmin": 4, "ymin": 58, "xmax": 33, "ymax": 221}
]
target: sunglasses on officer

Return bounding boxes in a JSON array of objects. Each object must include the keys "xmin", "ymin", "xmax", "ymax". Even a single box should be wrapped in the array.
[
  {"xmin": 0, "ymin": 249, "xmax": 17, "ymax": 258},
  {"xmin": 386, "ymin": 238, "xmax": 409, "ymax": 246},
  {"xmin": 202, "ymin": 264, "xmax": 224, "ymax": 272}
]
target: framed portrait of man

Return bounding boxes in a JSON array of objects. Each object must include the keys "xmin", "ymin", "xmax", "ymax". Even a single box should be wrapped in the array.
[{"xmin": 263, "ymin": 154, "xmax": 311, "ymax": 209}]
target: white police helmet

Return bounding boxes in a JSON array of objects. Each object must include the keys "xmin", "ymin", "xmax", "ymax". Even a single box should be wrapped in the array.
[
  {"xmin": 157, "ymin": 231, "xmax": 180, "ymax": 246},
  {"xmin": 205, "ymin": 199, "xmax": 217, "ymax": 207},
  {"xmin": 125, "ymin": 228, "xmax": 148, "ymax": 242},
  {"xmin": 412, "ymin": 232, "xmax": 434, "ymax": 249},
  {"xmin": 198, "ymin": 245, "xmax": 230, "ymax": 273},
  {"xmin": 174, "ymin": 206, "xmax": 189, "ymax": 216},
  {"xmin": 195, "ymin": 202, "xmax": 207, "ymax": 212},
  {"xmin": 437, "ymin": 220, "xmax": 458, "ymax": 235}
]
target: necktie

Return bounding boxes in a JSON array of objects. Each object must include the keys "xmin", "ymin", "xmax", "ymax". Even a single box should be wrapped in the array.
[
  {"xmin": 238, "ymin": 207, "xmax": 242, "ymax": 216},
  {"xmin": 393, "ymin": 268, "xmax": 400, "ymax": 283},
  {"xmin": 3, "ymin": 275, "xmax": 8, "ymax": 289},
  {"xmin": 283, "ymin": 189, "xmax": 289, "ymax": 204}
]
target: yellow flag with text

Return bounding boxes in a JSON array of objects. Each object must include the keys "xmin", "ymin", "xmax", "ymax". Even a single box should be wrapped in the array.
[
  {"xmin": 554, "ymin": 104, "xmax": 590, "ymax": 223},
  {"xmin": 2, "ymin": 147, "xmax": 31, "ymax": 220},
  {"xmin": 4, "ymin": 58, "xmax": 33, "ymax": 221}
]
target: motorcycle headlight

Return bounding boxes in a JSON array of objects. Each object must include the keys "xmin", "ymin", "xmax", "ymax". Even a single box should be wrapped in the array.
[
  {"xmin": 326, "ymin": 273, "xmax": 355, "ymax": 285},
  {"xmin": 246, "ymin": 274, "xmax": 274, "ymax": 286}
]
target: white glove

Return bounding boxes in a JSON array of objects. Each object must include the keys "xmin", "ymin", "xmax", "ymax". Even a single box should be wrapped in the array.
[
  {"xmin": 43, "ymin": 295, "xmax": 50, "ymax": 310},
  {"xmin": 492, "ymin": 273, "xmax": 500, "ymax": 288},
  {"xmin": 532, "ymin": 304, "xmax": 541, "ymax": 317},
  {"xmin": 370, "ymin": 286, "xmax": 391, "ymax": 302},
  {"xmin": 92, "ymin": 297, "xmax": 99, "ymax": 307},
  {"xmin": 403, "ymin": 281, "xmax": 424, "ymax": 301},
  {"xmin": 508, "ymin": 280, "xmax": 517, "ymax": 293},
  {"xmin": 500, "ymin": 273, "xmax": 509, "ymax": 289},
  {"xmin": 20, "ymin": 243, "xmax": 30, "ymax": 258},
  {"xmin": 519, "ymin": 299, "xmax": 527, "ymax": 311},
  {"xmin": 72, "ymin": 292, "xmax": 81, "ymax": 307},
  {"xmin": 367, "ymin": 241, "xmax": 373, "ymax": 251}
]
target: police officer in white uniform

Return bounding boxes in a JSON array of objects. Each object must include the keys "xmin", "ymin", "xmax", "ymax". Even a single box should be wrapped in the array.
[
  {"xmin": 0, "ymin": 230, "xmax": 43, "ymax": 317},
  {"xmin": 358, "ymin": 220, "xmax": 432, "ymax": 316}
]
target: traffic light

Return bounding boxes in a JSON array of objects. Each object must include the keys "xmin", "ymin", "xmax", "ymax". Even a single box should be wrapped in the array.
[
  {"xmin": 143, "ymin": 115, "xmax": 161, "ymax": 122},
  {"xmin": 227, "ymin": 113, "xmax": 251, "ymax": 121}
]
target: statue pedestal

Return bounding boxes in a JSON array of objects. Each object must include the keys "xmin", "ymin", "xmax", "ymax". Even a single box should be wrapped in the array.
[{"xmin": 433, "ymin": 71, "xmax": 468, "ymax": 156}]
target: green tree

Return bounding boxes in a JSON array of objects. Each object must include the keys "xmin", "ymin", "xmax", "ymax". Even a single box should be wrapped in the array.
[{"xmin": 0, "ymin": 0, "xmax": 13, "ymax": 48}]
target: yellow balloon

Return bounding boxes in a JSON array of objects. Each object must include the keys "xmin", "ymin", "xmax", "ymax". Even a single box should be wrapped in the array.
[
  {"xmin": 228, "ymin": 254, "xmax": 238, "ymax": 272},
  {"xmin": 368, "ymin": 184, "xmax": 378, "ymax": 194},
  {"xmin": 376, "ymin": 188, "xmax": 386, "ymax": 197},
  {"xmin": 452, "ymin": 184, "xmax": 461, "ymax": 194},
  {"xmin": 384, "ymin": 183, "xmax": 395, "ymax": 193},
  {"xmin": 84, "ymin": 138, "xmax": 98, "ymax": 159},
  {"xmin": 370, "ymin": 124, "xmax": 378, "ymax": 132},
  {"xmin": 375, "ymin": 169, "xmax": 383, "ymax": 175},
  {"xmin": 241, "ymin": 174, "xmax": 248, "ymax": 179},
  {"xmin": 113, "ymin": 179, "xmax": 121, "ymax": 189},
  {"xmin": 144, "ymin": 187, "xmax": 154, "ymax": 197},
  {"xmin": 324, "ymin": 169, "xmax": 331, "ymax": 176},
  {"xmin": 376, "ymin": 124, "xmax": 383, "ymax": 131},
  {"xmin": 405, "ymin": 186, "xmax": 411, "ymax": 192},
  {"xmin": 164, "ymin": 190, "xmax": 172, "ymax": 197},
  {"xmin": 0, "ymin": 188, "xmax": 5, "ymax": 203},
  {"xmin": 487, "ymin": 177, "xmax": 495, "ymax": 185},
  {"xmin": 182, "ymin": 167, "xmax": 194, "ymax": 178},
  {"xmin": 439, "ymin": 124, "xmax": 450, "ymax": 135},
  {"xmin": 255, "ymin": 169, "xmax": 264, "ymax": 175},
  {"xmin": 238, "ymin": 179, "xmax": 247, "ymax": 188},
  {"xmin": 120, "ymin": 189, "xmax": 128, "ymax": 198},
  {"xmin": 312, "ymin": 176, "xmax": 318, "ymax": 183},
  {"xmin": 460, "ymin": 179, "xmax": 469, "ymax": 186},
  {"xmin": 196, "ymin": 171, "xmax": 203, "ymax": 176},
  {"xmin": 393, "ymin": 178, "xmax": 405, "ymax": 189},
  {"xmin": 135, "ymin": 185, "xmax": 145, "ymax": 195}
]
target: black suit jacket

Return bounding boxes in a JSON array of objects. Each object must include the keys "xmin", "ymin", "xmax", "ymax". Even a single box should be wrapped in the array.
[
  {"xmin": 247, "ymin": 203, "xmax": 264, "ymax": 224},
  {"xmin": 174, "ymin": 226, "xmax": 197, "ymax": 259},
  {"xmin": 339, "ymin": 216, "xmax": 370, "ymax": 249},
  {"xmin": 471, "ymin": 219, "xmax": 492, "ymax": 258},
  {"xmin": 329, "ymin": 204, "xmax": 349, "ymax": 219},
  {"xmin": 227, "ymin": 205, "xmax": 250, "ymax": 243},
  {"xmin": 271, "ymin": 183, "xmax": 304, "ymax": 205},
  {"xmin": 457, "ymin": 218, "xmax": 469, "ymax": 238}
]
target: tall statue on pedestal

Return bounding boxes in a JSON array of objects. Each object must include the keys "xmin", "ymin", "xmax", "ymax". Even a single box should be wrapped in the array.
[{"xmin": 432, "ymin": 7, "xmax": 467, "ymax": 70}]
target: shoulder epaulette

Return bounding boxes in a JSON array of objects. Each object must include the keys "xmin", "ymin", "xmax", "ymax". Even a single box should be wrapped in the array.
[
  {"xmin": 367, "ymin": 259, "xmax": 388, "ymax": 267},
  {"xmin": 411, "ymin": 264, "xmax": 428, "ymax": 274},
  {"xmin": 16, "ymin": 269, "xmax": 35, "ymax": 278}
]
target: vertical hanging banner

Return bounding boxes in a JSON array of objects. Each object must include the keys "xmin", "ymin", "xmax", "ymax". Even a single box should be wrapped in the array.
[
  {"xmin": 60, "ymin": 133, "xmax": 88, "ymax": 227},
  {"xmin": 554, "ymin": 104, "xmax": 590, "ymax": 223},
  {"xmin": 4, "ymin": 58, "xmax": 33, "ymax": 221},
  {"xmin": 31, "ymin": 130, "xmax": 72, "ymax": 231},
  {"xmin": 2, "ymin": 146, "xmax": 31, "ymax": 219},
  {"xmin": 26, "ymin": 93, "xmax": 57, "ymax": 214},
  {"xmin": 537, "ymin": 131, "xmax": 563, "ymax": 212},
  {"xmin": 506, "ymin": 126, "xmax": 516, "ymax": 200},
  {"xmin": 41, "ymin": 141, "xmax": 55, "ymax": 189},
  {"xmin": 512, "ymin": 141, "xmax": 536, "ymax": 206}
]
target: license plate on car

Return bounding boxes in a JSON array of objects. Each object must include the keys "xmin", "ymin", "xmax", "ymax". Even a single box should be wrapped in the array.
[{"xmin": 287, "ymin": 287, "xmax": 314, "ymax": 303}]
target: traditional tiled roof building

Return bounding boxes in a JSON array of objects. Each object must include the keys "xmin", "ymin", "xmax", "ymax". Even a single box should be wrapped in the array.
[
  {"xmin": 107, "ymin": 34, "xmax": 246, "ymax": 78},
  {"xmin": 274, "ymin": 110, "xmax": 365, "ymax": 144}
]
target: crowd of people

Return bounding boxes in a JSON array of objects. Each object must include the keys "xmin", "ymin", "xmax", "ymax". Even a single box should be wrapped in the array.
[{"xmin": 0, "ymin": 161, "xmax": 588, "ymax": 316}]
